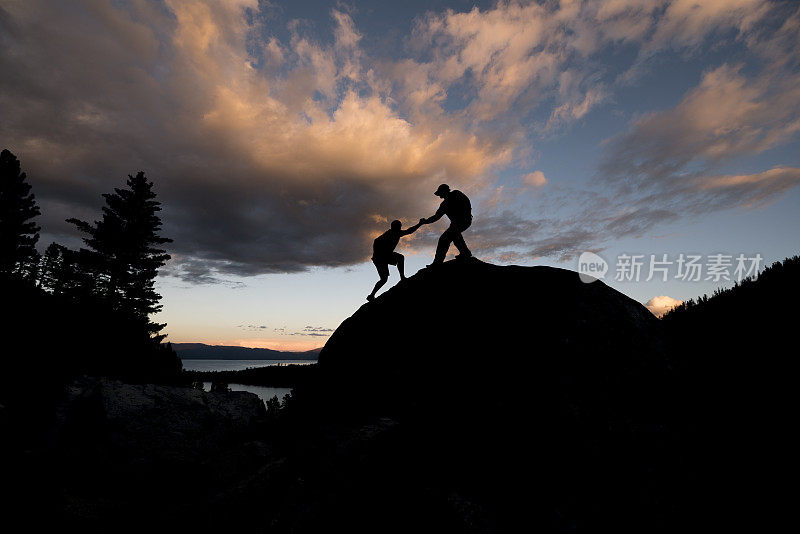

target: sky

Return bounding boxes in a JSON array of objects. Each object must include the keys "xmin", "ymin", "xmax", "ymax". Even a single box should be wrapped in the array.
[{"xmin": 1, "ymin": 0, "xmax": 799, "ymax": 350}]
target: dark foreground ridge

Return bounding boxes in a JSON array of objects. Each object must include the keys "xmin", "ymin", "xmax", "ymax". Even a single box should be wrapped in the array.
[{"xmin": 7, "ymin": 257, "xmax": 795, "ymax": 532}]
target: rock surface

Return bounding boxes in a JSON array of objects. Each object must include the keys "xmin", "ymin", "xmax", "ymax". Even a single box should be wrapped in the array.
[
  {"xmin": 317, "ymin": 258, "xmax": 668, "ymax": 413},
  {"xmin": 55, "ymin": 377, "xmax": 266, "ymax": 465},
  {"xmin": 5, "ymin": 377, "xmax": 273, "ymax": 531}
]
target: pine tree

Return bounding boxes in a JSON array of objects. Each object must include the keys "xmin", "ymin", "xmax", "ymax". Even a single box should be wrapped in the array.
[
  {"xmin": 39, "ymin": 242, "xmax": 67, "ymax": 293},
  {"xmin": 67, "ymin": 171, "xmax": 172, "ymax": 340},
  {"xmin": 0, "ymin": 149, "xmax": 41, "ymax": 277}
]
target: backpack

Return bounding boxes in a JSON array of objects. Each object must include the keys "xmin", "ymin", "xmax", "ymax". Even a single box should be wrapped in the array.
[{"xmin": 448, "ymin": 190, "xmax": 472, "ymax": 224}]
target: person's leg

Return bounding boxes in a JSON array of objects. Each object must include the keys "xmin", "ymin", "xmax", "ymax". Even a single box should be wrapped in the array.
[
  {"xmin": 453, "ymin": 220, "xmax": 472, "ymax": 258},
  {"xmin": 368, "ymin": 277, "xmax": 387, "ymax": 301},
  {"xmin": 452, "ymin": 231, "xmax": 471, "ymax": 258},
  {"xmin": 395, "ymin": 253, "xmax": 406, "ymax": 279},
  {"xmin": 432, "ymin": 227, "xmax": 455, "ymax": 264},
  {"xmin": 368, "ymin": 262, "xmax": 389, "ymax": 301}
]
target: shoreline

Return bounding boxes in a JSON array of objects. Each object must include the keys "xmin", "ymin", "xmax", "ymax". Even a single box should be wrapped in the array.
[{"xmin": 183, "ymin": 362, "xmax": 318, "ymax": 388}]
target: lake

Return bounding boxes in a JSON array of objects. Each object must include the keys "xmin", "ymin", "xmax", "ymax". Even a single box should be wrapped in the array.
[{"xmin": 183, "ymin": 358, "xmax": 313, "ymax": 406}]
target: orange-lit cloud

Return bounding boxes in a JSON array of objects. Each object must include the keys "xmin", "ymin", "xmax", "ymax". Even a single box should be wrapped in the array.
[
  {"xmin": 1, "ymin": 0, "xmax": 797, "ymax": 275},
  {"xmin": 645, "ymin": 295, "xmax": 684, "ymax": 317},
  {"xmin": 605, "ymin": 63, "xmax": 800, "ymax": 176},
  {"xmin": 523, "ymin": 171, "xmax": 547, "ymax": 188}
]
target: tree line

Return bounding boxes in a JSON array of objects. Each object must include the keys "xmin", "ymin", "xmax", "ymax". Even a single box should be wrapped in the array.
[
  {"xmin": 0, "ymin": 148, "xmax": 180, "ymax": 387},
  {"xmin": 662, "ymin": 254, "xmax": 799, "ymax": 320}
]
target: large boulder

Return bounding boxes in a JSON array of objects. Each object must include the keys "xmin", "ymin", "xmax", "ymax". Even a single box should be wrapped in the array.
[
  {"xmin": 317, "ymin": 259, "xmax": 668, "ymax": 413},
  {"xmin": 300, "ymin": 259, "xmax": 680, "ymax": 532}
]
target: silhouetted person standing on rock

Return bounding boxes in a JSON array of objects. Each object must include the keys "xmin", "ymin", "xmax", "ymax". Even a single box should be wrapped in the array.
[
  {"xmin": 367, "ymin": 219, "xmax": 424, "ymax": 302},
  {"xmin": 420, "ymin": 184, "xmax": 472, "ymax": 266}
]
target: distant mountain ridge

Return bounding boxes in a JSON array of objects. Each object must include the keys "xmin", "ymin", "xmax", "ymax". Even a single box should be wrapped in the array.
[{"xmin": 170, "ymin": 343, "xmax": 320, "ymax": 360}]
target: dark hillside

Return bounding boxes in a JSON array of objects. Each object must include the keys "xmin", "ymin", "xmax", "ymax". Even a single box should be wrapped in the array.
[
  {"xmin": 5, "ymin": 257, "xmax": 794, "ymax": 532},
  {"xmin": 661, "ymin": 256, "xmax": 798, "ymax": 530}
]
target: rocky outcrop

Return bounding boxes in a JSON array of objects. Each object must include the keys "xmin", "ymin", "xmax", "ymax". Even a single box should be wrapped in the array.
[
  {"xmin": 54, "ymin": 377, "xmax": 266, "ymax": 469},
  {"xmin": 316, "ymin": 258, "xmax": 668, "ymax": 414},
  {"xmin": 2, "ymin": 377, "xmax": 272, "ymax": 531},
  {"xmin": 322, "ymin": 258, "xmax": 662, "ymax": 364}
]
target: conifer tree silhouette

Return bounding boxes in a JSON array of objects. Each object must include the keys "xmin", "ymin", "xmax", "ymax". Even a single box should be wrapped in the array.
[
  {"xmin": 67, "ymin": 171, "xmax": 172, "ymax": 341},
  {"xmin": 38, "ymin": 242, "xmax": 67, "ymax": 294},
  {"xmin": 0, "ymin": 149, "xmax": 40, "ymax": 277}
]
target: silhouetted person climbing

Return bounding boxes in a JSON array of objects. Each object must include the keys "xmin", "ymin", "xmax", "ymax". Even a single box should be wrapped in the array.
[
  {"xmin": 420, "ymin": 184, "xmax": 472, "ymax": 265},
  {"xmin": 367, "ymin": 219, "xmax": 424, "ymax": 301}
]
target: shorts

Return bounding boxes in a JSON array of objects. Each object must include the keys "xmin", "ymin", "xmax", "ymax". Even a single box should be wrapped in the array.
[{"xmin": 372, "ymin": 252, "xmax": 403, "ymax": 278}]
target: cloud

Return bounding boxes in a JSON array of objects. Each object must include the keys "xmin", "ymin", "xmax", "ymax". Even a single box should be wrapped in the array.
[
  {"xmin": 300, "ymin": 325, "xmax": 334, "ymax": 334},
  {"xmin": 0, "ymin": 0, "xmax": 514, "ymax": 280},
  {"xmin": 524, "ymin": 228, "xmax": 599, "ymax": 261},
  {"xmin": 0, "ymin": 0, "xmax": 797, "ymax": 278},
  {"xmin": 410, "ymin": 0, "xmax": 774, "ymax": 126},
  {"xmin": 691, "ymin": 167, "xmax": 800, "ymax": 209},
  {"xmin": 602, "ymin": 63, "xmax": 800, "ymax": 185},
  {"xmin": 643, "ymin": 0, "xmax": 769, "ymax": 53},
  {"xmin": 238, "ymin": 324, "xmax": 269, "ymax": 331},
  {"xmin": 274, "ymin": 325, "xmax": 335, "ymax": 337},
  {"xmin": 522, "ymin": 171, "xmax": 547, "ymax": 188},
  {"xmin": 645, "ymin": 295, "xmax": 683, "ymax": 317},
  {"xmin": 409, "ymin": 1, "xmax": 610, "ymax": 124},
  {"xmin": 596, "ymin": 5, "xmax": 800, "ymax": 234},
  {"xmin": 602, "ymin": 206, "xmax": 680, "ymax": 238}
]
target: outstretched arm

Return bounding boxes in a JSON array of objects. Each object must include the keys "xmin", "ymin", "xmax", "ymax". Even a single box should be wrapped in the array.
[
  {"xmin": 421, "ymin": 204, "xmax": 445, "ymax": 225},
  {"xmin": 401, "ymin": 220, "xmax": 424, "ymax": 236}
]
